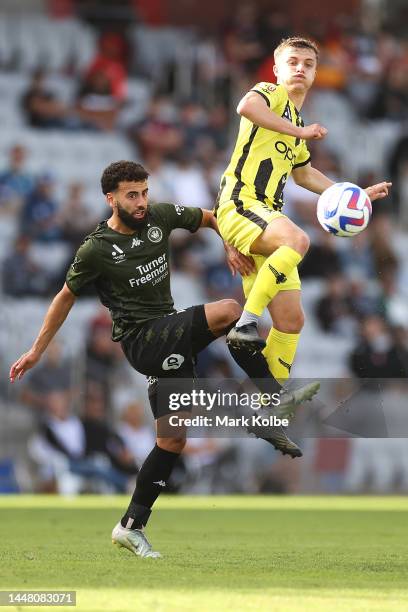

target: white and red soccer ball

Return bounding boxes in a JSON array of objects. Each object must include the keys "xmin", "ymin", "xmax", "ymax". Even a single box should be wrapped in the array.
[{"xmin": 317, "ymin": 182, "xmax": 372, "ymax": 237}]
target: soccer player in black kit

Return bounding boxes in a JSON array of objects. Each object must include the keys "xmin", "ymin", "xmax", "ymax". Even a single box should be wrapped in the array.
[{"xmin": 10, "ymin": 161, "xmax": 318, "ymax": 558}]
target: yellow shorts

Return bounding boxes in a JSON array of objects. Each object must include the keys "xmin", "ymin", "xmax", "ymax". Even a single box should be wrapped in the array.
[
  {"xmin": 217, "ymin": 197, "xmax": 301, "ymax": 293},
  {"xmin": 217, "ymin": 198, "xmax": 284, "ymax": 256}
]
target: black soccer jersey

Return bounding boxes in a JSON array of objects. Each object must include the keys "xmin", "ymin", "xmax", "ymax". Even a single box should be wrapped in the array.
[{"xmin": 66, "ymin": 202, "xmax": 203, "ymax": 341}]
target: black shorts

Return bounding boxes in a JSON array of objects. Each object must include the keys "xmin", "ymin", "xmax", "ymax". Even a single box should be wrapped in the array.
[{"xmin": 121, "ymin": 305, "xmax": 216, "ymax": 419}]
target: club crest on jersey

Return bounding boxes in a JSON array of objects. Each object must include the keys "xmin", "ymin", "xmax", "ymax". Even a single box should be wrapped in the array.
[
  {"xmin": 131, "ymin": 237, "xmax": 144, "ymax": 248},
  {"xmin": 261, "ymin": 84, "xmax": 276, "ymax": 93},
  {"xmin": 111, "ymin": 243, "xmax": 126, "ymax": 263},
  {"xmin": 174, "ymin": 205, "xmax": 185, "ymax": 216},
  {"xmin": 147, "ymin": 226, "xmax": 163, "ymax": 243}
]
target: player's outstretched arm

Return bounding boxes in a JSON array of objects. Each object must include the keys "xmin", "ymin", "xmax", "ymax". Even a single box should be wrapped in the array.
[
  {"xmin": 200, "ymin": 208, "xmax": 221, "ymax": 234},
  {"xmin": 365, "ymin": 182, "xmax": 392, "ymax": 202},
  {"xmin": 9, "ymin": 283, "xmax": 77, "ymax": 383},
  {"xmin": 294, "ymin": 165, "xmax": 392, "ymax": 202},
  {"xmin": 292, "ymin": 163, "xmax": 334, "ymax": 194},
  {"xmin": 237, "ymin": 91, "xmax": 327, "ymax": 140}
]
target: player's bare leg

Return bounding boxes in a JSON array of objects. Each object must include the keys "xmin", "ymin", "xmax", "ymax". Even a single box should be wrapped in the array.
[
  {"xmin": 227, "ymin": 217, "xmax": 309, "ymax": 351},
  {"xmin": 204, "ymin": 299, "xmax": 242, "ymax": 336},
  {"xmin": 264, "ymin": 289, "xmax": 304, "ymax": 380},
  {"xmin": 251, "ymin": 217, "xmax": 310, "ymax": 258}
]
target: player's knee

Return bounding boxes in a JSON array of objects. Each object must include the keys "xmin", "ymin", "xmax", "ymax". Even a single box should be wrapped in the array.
[
  {"xmin": 289, "ymin": 230, "xmax": 310, "ymax": 256},
  {"xmin": 276, "ymin": 310, "xmax": 305, "ymax": 333},
  {"xmin": 289, "ymin": 310, "xmax": 305, "ymax": 333},
  {"xmin": 157, "ymin": 436, "xmax": 186, "ymax": 454},
  {"xmin": 219, "ymin": 299, "xmax": 242, "ymax": 325}
]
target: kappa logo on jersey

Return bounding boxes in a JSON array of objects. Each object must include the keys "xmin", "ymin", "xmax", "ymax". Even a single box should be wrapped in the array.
[
  {"xmin": 282, "ymin": 101, "xmax": 292, "ymax": 123},
  {"xmin": 71, "ymin": 256, "xmax": 81, "ymax": 272},
  {"xmin": 174, "ymin": 204, "xmax": 185, "ymax": 216},
  {"xmin": 131, "ymin": 237, "xmax": 144, "ymax": 248},
  {"xmin": 147, "ymin": 226, "xmax": 163, "ymax": 243},
  {"xmin": 294, "ymin": 107, "xmax": 304, "ymax": 146},
  {"xmin": 111, "ymin": 243, "xmax": 126, "ymax": 263},
  {"xmin": 153, "ymin": 480, "xmax": 166, "ymax": 487},
  {"xmin": 162, "ymin": 353, "xmax": 185, "ymax": 371},
  {"xmin": 147, "ymin": 376, "xmax": 158, "ymax": 387}
]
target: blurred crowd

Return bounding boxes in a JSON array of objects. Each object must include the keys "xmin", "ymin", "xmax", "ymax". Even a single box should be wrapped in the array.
[{"xmin": 1, "ymin": 0, "xmax": 408, "ymax": 495}]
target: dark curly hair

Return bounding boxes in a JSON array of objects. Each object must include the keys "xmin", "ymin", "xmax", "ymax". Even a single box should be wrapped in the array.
[{"xmin": 101, "ymin": 161, "xmax": 149, "ymax": 194}]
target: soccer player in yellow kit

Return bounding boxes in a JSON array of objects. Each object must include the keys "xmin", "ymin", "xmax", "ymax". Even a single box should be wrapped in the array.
[{"xmin": 216, "ymin": 36, "xmax": 391, "ymax": 386}]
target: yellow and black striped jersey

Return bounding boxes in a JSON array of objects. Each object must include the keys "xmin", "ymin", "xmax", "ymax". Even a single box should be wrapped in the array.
[{"xmin": 218, "ymin": 82, "xmax": 311, "ymax": 211}]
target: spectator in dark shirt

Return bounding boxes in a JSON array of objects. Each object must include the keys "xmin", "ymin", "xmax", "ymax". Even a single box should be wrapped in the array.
[
  {"xmin": 21, "ymin": 340, "xmax": 76, "ymax": 411},
  {"xmin": 21, "ymin": 69, "xmax": 91, "ymax": 130},
  {"xmin": 368, "ymin": 60, "xmax": 408, "ymax": 121},
  {"xmin": 2, "ymin": 236, "xmax": 51, "ymax": 297},
  {"xmin": 38, "ymin": 388, "xmax": 138, "ymax": 493},
  {"xmin": 315, "ymin": 275, "xmax": 355, "ymax": 334},
  {"xmin": 349, "ymin": 315, "xmax": 408, "ymax": 378},
  {"xmin": 0, "ymin": 145, "xmax": 34, "ymax": 211},
  {"xmin": 223, "ymin": 2, "xmax": 263, "ymax": 79},
  {"xmin": 22, "ymin": 69, "xmax": 74, "ymax": 129},
  {"xmin": 59, "ymin": 181, "xmax": 97, "ymax": 248},
  {"xmin": 388, "ymin": 133, "xmax": 408, "ymax": 216},
  {"xmin": 81, "ymin": 387, "xmax": 138, "ymax": 481},
  {"xmin": 131, "ymin": 96, "xmax": 183, "ymax": 158},
  {"xmin": 85, "ymin": 308, "xmax": 123, "ymax": 410},
  {"xmin": 299, "ymin": 234, "xmax": 342, "ymax": 279},
  {"xmin": 76, "ymin": 71, "xmax": 121, "ymax": 131},
  {"xmin": 20, "ymin": 173, "xmax": 62, "ymax": 242}
]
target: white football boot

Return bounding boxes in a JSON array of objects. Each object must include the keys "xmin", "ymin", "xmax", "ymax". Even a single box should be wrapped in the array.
[
  {"xmin": 277, "ymin": 381, "xmax": 320, "ymax": 418},
  {"xmin": 112, "ymin": 523, "xmax": 162, "ymax": 558}
]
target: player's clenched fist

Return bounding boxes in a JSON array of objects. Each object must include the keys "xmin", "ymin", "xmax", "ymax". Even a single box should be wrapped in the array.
[{"xmin": 299, "ymin": 124, "xmax": 328, "ymax": 140}]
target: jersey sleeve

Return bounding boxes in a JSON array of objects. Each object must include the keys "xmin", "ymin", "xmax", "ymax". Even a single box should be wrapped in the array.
[
  {"xmin": 251, "ymin": 82, "xmax": 284, "ymax": 112},
  {"xmin": 155, "ymin": 202, "xmax": 203, "ymax": 233},
  {"xmin": 65, "ymin": 237, "xmax": 101, "ymax": 296},
  {"xmin": 294, "ymin": 139, "xmax": 311, "ymax": 168}
]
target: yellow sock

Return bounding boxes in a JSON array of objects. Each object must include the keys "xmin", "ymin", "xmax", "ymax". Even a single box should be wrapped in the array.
[
  {"xmin": 262, "ymin": 327, "xmax": 300, "ymax": 383},
  {"xmin": 244, "ymin": 246, "xmax": 302, "ymax": 316}
]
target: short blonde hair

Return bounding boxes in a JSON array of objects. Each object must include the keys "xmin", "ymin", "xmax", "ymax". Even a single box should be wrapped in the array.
[{"xmin": 274, "ymin": 36, "xmax": 319, "ymax": 62}]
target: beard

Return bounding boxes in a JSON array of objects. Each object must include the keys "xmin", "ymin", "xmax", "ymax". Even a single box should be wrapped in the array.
[{"xmin": 116, "ymin": 202, "xmax": 147, "ymax": 230}]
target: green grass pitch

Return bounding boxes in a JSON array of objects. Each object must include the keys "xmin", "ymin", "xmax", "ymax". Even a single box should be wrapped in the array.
[{"xmin": 1, "ymin": 495, "xmax": 408, "ymax": 611}]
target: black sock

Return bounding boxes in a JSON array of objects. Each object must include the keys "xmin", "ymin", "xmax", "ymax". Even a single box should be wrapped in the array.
[
  {"xmin": 227, "ymin": 343, "xmax": 282, "ymax": 396},
  {"xmin": 121, "ymin": 444, "xmax": 180, "ymax": 529}
]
